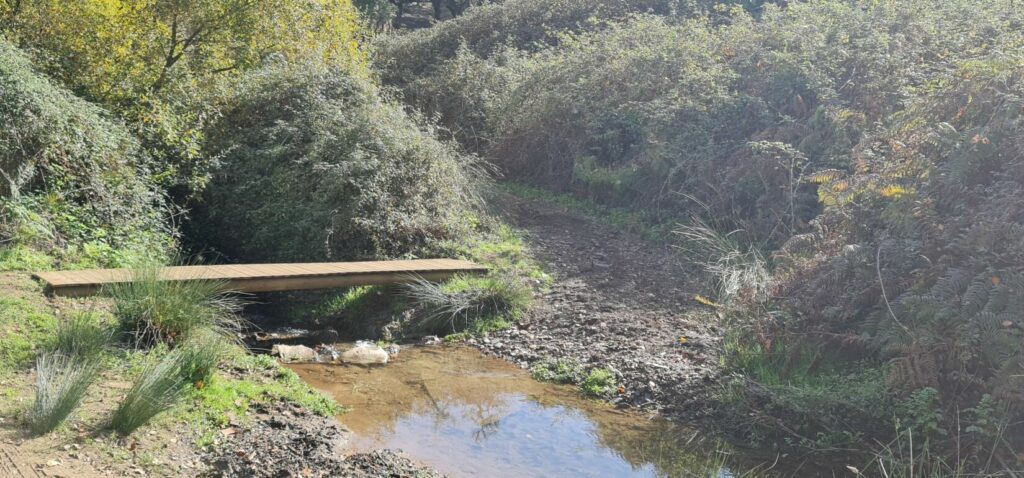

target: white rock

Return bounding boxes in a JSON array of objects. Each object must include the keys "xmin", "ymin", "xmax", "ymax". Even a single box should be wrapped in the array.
[
  {"xmin": 341, "ymin": 344, "xmax": 389, "ymax": 365},
  {"xmin": 271, "ymin": 344, "xmax": 317, "ymax": 363}
]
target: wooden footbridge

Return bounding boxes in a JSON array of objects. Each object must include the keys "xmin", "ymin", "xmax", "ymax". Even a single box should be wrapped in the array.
[{"xmin": 34, "ymin": 259, "xmax": 487, "ymax": 297}]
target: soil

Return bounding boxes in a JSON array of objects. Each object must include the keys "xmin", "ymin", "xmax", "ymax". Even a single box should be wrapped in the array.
[
  {"xmin": 0, "ymin": 370, "xmax": 206, "ymax": 478},
  {"xmin": 474, "ymin": 195, "xmax": 722, "ymax": 419},
  {"xmin": 205, "ymin": 401, "xmax": 442, "ymax": 478}
]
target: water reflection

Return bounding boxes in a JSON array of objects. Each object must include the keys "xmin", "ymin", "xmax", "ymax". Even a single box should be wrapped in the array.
[{"xmin": 288, "ymin": 345, "xmax": 743, "ymax": 478}]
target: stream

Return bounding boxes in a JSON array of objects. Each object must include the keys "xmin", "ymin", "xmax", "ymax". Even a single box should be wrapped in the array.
[{"xmin": 288, "ymin": 345, "xmax": 755, "ymax": 478}]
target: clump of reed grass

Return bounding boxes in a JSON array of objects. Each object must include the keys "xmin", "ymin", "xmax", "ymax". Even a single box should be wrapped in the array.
[
  {"xmin": 110, "ymin": 348, "xmax": 187, "ymax": 435},
  {"xmin": 105, "ymin": 265, "xmax": 244, "ymax": 347},
  {"xmin": 674, "ymin": 217, "xmax": 770, "ymax": 306},
  {"xmin": 27, "ymin": 352, "xmax": 100, "ymax": 435},
  {"xmin": 175, "ymin": 330, "xmax": 226, "ymax": 387},
  {"xmin": 53, "ymin": 311, "xmax": 114, "ymax": 359},
  {"xmin": 402, "ymin": 273, "xmax": 530, "ymax": 333}
]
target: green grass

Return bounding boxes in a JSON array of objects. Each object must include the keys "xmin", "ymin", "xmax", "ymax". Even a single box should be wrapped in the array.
[
  {"xmin": 178, "ymin": 352, "xmax": 342, "ymax": 446},
  {"xmin": 110, "ymin": 348, "xmax": 187, "ymax": 435},
  {"xmin": 175, "ymin": 331, "xmax": 226, "ymax": 386},
  {"xmin": 402, "ymin": 273, "xmax": 530, "ymax": 334},
  {"xmin": 501, "ymin": 182, "xmax": 675, "ymax": 243},
  {"xmin": 530, "ymin": 360, "xmax": 617, "ymax": 397},
  {"xmin": 0, "ymin": 296, "xmax": 58, "ymax": 375},
  {"xmin": 53, "ymin": 311, "xmax": 114, "ymax": 360},
  {"xmin": 26, "ymin": 352, "xmax": 100, "ymax": 435},
  {"xmin": 718, "ymin": 337, "xmax": 894, "ymax": 450},
  {"xmin": 404, "ymin": 221, "xmax": 543, "ymax": 336},
  {"xmin": 530, "ymin": 358, "xmax": 586, "ymax": 384},
  {"xmin": 105, "ymin": 265, "xmax": 244, "ymax": 346}
]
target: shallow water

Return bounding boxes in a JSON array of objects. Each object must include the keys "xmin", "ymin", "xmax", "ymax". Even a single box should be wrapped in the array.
[{"xmin": 288, "ymin": 345, "xmax": 749, "ymax": 478}]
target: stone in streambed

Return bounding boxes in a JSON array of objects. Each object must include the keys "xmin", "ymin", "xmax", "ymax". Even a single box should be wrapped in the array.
[
  {"xmin": 341, "ymin": 343, "xmax": 389, "ymax": 365},
  {"xmin": 271, "ymin": 344, "xmax": 318, "ymax": 363}
]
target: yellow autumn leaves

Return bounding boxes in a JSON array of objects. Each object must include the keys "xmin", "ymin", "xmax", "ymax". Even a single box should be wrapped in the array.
[{"xmin": 1, "ymin": 0, "xmax": 367, "ymax": 103}]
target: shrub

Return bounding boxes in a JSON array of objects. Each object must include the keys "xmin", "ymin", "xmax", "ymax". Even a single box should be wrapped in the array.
[
  {"xmin": 772, "ymin": 56, "xmax": 1024, "ymax": 442},
  {"xmin": 110, "ymin": 348, "xmax": 188, "ymax": 435},
  {"xmin": 27, "ymin": 352, "xmax": 100, "ymax": 435},
  {"xmin": 0, "ymin": 40, "xmax": 171, "ymax": 265},
  {"xmin": 106, "ymin": 266, "xmax": 243, "ymax": 346},
  {"xmin": 195, "ymin": 60, "xmax": 481, "ymax": 262},
  {"xmin": 374, "ymin": 0, "xmax": 700, "ymax": 87},
  {"xmin": 53, "ymin": 312, "xmax": 114, "ymax": 360},
  {"xmin": 378, "ymin": 0, "xmax": 1024, "ymax": 245}
]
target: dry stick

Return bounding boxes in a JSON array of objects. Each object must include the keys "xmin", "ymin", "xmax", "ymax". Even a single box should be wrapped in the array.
[{"xmin": 876, "ymin": 242, "xmax": 911, "ymax": 335}]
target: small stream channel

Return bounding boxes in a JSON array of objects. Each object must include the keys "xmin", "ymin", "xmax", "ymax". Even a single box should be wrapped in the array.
[{"xmin": 287, "ymin": 344, "xmax": 754, "ymax": 478}]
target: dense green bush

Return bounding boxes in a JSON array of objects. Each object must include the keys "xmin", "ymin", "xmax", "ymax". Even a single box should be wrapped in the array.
[
  {"xmin": 0, "ymin": 40, "xmax": 171, "ymax": 266},
  {"xmin": 378, "ymin": 0, "xmax": 1023, "ymax": 245},
  {"xmin": 374, "ymin": 0, "xmax": 691, "ymax": 83},
  {"xmin": 196, "ymin": 61, "xmax": 481, "ymax": 262}
]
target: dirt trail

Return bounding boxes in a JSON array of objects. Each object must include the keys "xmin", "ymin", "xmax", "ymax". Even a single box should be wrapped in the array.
[
  {"xmin": 476, "ymin": 195, "xmax": 722, "ymax": 418},
  {"xmin": 0, "ymin": 444, "xmax": 45, "ymax": 478}
]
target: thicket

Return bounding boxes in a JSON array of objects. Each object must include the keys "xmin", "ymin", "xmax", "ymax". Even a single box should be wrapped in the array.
[
  {"xmin": 194, "ymin": 61, "xmax": 481, "ymax": 262},
  {"xmin": 378, "ymin": 0, "xmax": 1020, "ymax": 243},
  {"xmin": 0, "ymin": 40, "xmax": 170, "ymax": 267},
  {"xmin": 375, "ymin": 0, "xmax": 1024, "ymax": 468},
  {"xmin": 1, "ymin": 0, "xmax": 366, "ymax": 199}
]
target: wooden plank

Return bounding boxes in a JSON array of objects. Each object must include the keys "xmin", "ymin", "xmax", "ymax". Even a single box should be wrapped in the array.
[{"xmin": 33, "ymin": 259, "xmax": 487, "ymax": 297}]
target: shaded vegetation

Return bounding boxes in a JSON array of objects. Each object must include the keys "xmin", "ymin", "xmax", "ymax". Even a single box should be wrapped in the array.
[
  {"xmin": 194, "ymin": 60, "xmax": 482, "ymax": 262},
  {"xmin": 0, "ymin": 39, "xmax": 171, "ymax": 268}
]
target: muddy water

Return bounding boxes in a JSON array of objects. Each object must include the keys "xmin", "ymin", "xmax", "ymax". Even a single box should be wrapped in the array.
[{"xmin": 288, "ymin": 345, "xmax": 747, "ymax": 478}]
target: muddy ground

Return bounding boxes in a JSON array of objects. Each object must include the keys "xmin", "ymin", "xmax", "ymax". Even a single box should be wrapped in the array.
[
  {"xmin": 206, "ymin": 401, "xmax": 441, "ymax": 478},
  {"xmin": 475, "ymin": 196, "xmax": 721, "ymax": 419}
]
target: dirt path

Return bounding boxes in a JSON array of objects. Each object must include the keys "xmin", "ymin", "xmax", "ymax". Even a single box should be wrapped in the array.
[{"xmin": 475, "ymin": 195, "xmax": 722, "ymax": 419}]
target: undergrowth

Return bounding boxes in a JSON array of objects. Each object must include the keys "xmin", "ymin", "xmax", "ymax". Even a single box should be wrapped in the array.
[
  {"xmin": 502, "ymin": 183, "xmax": 674, "ymax": 243},
  {"xmin": 53, "ymin": 311, "xmax": 114, "ymax": 360}
]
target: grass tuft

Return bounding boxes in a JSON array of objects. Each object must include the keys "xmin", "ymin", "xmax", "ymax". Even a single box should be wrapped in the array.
[
  {"xmin": 402, "ymin": 273, "xmax": 530, "ymax": 334},
  {"xmin": 53, "ymin": 311, "xmax": 114, "ymax": 360},
  {"xmin": 105, "ymin": 265, "xmax": 244, "ymax": 347},
  {"xmin": 675, "ymin": 217, "xmax": 769, "ymax": 306},
  {"xmin": 110, "ymin": 348, "xmax": 187, "ymax": 435},
  {"xmin": 27, "ymin": 352, "xmax": 100, "ymax": 435}
]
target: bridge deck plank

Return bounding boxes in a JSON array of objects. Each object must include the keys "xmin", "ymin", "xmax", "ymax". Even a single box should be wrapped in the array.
[{"xmin": 34, "ymin": 259, "xmax": 487, "ymax": 297}]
